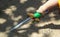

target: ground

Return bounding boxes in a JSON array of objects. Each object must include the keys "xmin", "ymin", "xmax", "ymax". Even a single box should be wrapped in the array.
[{"xmin": 0, "ymin": 0, "xmax": 60, "ymax": 37}]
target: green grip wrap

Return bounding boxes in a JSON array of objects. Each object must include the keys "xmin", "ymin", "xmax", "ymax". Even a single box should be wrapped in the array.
[{"xmin": 33, "ymin": 11, "xmax": 42, "ymax": 18}]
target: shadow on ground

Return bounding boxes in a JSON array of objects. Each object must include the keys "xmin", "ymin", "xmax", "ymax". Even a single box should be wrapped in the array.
[{"xmin": 8, "ymin": 23, "xmax": 60, "ymax": 37}]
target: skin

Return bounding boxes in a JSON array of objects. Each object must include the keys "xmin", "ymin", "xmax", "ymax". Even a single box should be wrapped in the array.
[{"xmin": 37, "ymin": 0, "xmax": 58, "ymax": 14}]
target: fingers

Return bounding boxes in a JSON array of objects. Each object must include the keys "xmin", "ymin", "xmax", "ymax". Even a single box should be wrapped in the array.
[{"xmin": 37, "ymin": 0, "xmax": 58, "ymax": 13}]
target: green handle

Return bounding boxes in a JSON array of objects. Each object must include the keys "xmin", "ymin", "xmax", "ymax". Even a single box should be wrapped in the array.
[{"xmin": 33, "ymin": 11, "xmax": 42, "ymax": 18}]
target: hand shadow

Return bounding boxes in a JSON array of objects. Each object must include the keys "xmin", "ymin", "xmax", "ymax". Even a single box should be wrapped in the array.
[{"xmin": 8, "ymin": 23, "xmax": 60, "ymax": 37}]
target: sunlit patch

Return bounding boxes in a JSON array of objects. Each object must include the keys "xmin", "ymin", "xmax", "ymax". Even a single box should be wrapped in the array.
[
  {"xmin": 39, "ymin": 29, "xmax": 52, "ymax": 35},
  {"xmin": 9, "ymin": 6, "xmax": 17, "ymax": 11},
  {"xmin": 20, "ymin": 0, "xmax": 28, "ymax": 4},
  {"xmin": 3, "ymin": 5, "xmax": 17, "ymax": 16},
  {"xmin": 49, "ymin": 13, "xmax": 56, "ymax": 17},
  {"xmin": 30, "ymin": 32, "xmax": 43, "ymax": 37},
  {"xmin": 26, "ymin": 7, "xmax": 36, "ymax": 12},
  {"xmin": 3, "ymin": 8, "xmax": 13, "ymax": 15},
  {"xmin": 20, "ymin": 21, "xmax": 32, "ymax": 29},
  {"xmin": 0, "ymin": 32, "xmax": 8, "ymax": 37},
  {"xmin": 51, "ymin": 20, "xmax": 60, "ymax": 24},
  {"xmin": 18, "ymin": 30, "xmax": 26, "ymax": 33},
  {"xmin": 48, "ymin": 13, "xmax": 56, "ymax": 21},
  {"xmin": 11, "ymin": 15, "xmax": 22, "ymax": 21},
  {"xmin": 50, "ymin": 30, "xmax": 60, "ymax": 37},
  {"xmin": 0, "ymin": 18, "xmax": 7, "ymax": 24},
  {"xmin": 30, "ymin": 32, "xmax": 38, "ymax": 37},
  {"xmin": 6, "ymin": 27, "xmax": 11, "ymax": 32},
  {"xmin": 36, "ymin": 22, "xmax": 52, "ymax": 27},
  {"xmin": 13, "ymin": 21, "xmax": 18, "ymax": 25},
  {"xmin": 41, "ymin": 0, "xmax": 47, "ymax": 3}
]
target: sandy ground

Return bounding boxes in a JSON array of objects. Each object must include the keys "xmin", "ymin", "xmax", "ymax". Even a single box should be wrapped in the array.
[{"xmin": 0, "ymin": 0, "xmax": 60, "ymax": 37}]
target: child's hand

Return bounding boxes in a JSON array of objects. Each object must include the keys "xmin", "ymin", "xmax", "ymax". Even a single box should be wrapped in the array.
[
  {"xmin": 27, "ymin": 0, "xmax": 58, "ymax": 21},
  {"xmin": 37, "ymin": 0, "xmax": 58, "ymax": 14}
]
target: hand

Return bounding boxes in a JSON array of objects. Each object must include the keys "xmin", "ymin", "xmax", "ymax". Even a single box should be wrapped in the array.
[
  {"xmin": 37, "ymin": 0, "xmax": 58, "ymax": 14},
  {"xmin": 27, "ymin": 0, "xmax": 58, "ymax": 21}
]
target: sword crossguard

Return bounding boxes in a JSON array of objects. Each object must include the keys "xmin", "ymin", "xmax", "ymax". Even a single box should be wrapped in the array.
[{"xmin": 27, "ymin": 11, "xmax": 43, "ymax": 22}]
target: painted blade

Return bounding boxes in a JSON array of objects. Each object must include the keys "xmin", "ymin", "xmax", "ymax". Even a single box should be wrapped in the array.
[{"xmin": 10, "ymin": 17, "xmax": 31, "ymax": 31}]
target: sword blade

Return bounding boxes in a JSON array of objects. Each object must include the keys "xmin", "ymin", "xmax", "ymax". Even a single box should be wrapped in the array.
[{"xmin": 10, "ymin": 17, "xmax": 31, "ymax": 31}]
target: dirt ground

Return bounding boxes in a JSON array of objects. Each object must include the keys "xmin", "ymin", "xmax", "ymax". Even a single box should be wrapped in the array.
[{"xmin": 0, "ymin": 0, "xmax": 60, "ymax": 37}]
